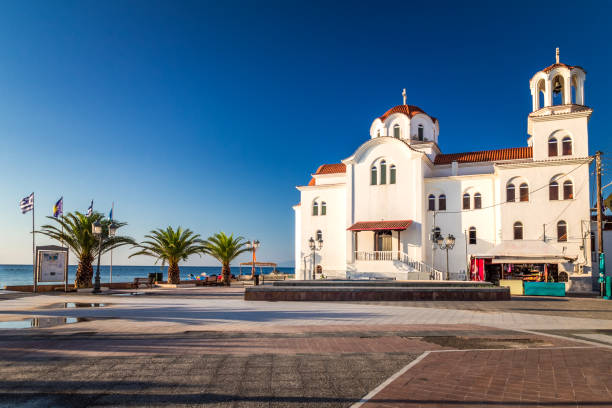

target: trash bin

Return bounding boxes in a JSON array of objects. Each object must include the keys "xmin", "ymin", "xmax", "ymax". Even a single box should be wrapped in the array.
[
  {"xmin": 148, "ymin": 273, "xmax": 156, "ymax": 284},
  {"xmin": 254, "ymin": 274, "xmax": 260, "ymax": 286}
]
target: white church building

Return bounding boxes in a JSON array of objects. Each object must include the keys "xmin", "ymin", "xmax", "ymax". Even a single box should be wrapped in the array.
[{"xmin": 293, "ymin": 50, "xmax": 595, "ymax": 292}]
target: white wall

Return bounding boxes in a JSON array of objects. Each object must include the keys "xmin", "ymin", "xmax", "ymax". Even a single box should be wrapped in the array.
[
  {"xmin": 497, "ymin": 161, "xmax": 592, "ymax": 273},
  {"xmin": 296, "ymin": 183, "xmax": 347, "ymax": 278},
  {"xmin": 425, "ymin": 175, "xmax": 497, "ymax": 275}
]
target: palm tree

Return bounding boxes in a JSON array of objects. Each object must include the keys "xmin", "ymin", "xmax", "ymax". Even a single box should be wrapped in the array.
[
  {"xmin": 130, "ymin": 227, "xmax": 205, "ymax": 284},
  {"xmin": 205, "ymin": 232, "xmax": 250, "ymax": 286},
  {"xmin": 38, "ymin": 211, "xmax": 134, "ymax": 288}
]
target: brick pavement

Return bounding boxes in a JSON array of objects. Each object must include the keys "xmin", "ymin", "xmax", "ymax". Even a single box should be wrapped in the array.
[{"xmin": 358, "ymin": 347, "xmax": 612, "ymax": 408}]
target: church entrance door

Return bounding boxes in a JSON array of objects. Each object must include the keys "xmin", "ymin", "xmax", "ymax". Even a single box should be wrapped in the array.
[{"xmin": 375, "ymin": 231, "xmax": 393, "ymax": 256}]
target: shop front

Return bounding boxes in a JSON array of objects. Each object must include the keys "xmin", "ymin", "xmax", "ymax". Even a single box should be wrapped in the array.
[{"xmin": 471, "ymin": 241, "xmax": 576, "ymax": 296}]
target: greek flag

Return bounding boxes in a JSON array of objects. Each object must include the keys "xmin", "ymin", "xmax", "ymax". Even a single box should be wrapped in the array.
[
  {"xmin": 86, "ymin": 200, "xmax": 93, "ymax": 216},
  {"xmin": 20, "ymin": 193, "xmax": 34, "ymax": 214}
]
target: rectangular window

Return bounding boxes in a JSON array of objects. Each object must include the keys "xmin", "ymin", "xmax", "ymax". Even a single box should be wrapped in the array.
[
  {"xmin": 380, "ymin": 166, "xmax": 386, "ymax": 184},
  {"xmin": 507, "ymin": 186, "xmax": 515, "ymax": 202},
  {"xmin": 469, "ymin": 229, "xmax": 476, "ymax": 244},
  {"xmin": 563, "ymin": 183, "xmax": 573, "ymax": 200},
  {"xmin": 548, "ymin": 142, "xmax": 558, "ymax": 157},
  {"xmin": 321, "ymin": 205, "xmax": 326, "ymax": 216},
  {"xmin": 462, "ymin": 195, "xmax": 470, "ymax": 210},
  {"xmin": 562, "ymin": 140, "xmax": 572, "ymax": 155},
  {"xmin": 438, "ymin": 196, "xmax": 446, "ymax": 211},
  {"xmin": 549, "ymin": 183, "xmax": 559, "ymax": 200},
  {"xmin": 371, "ymin": 169, "xmax": 377, "ymax": 185}
]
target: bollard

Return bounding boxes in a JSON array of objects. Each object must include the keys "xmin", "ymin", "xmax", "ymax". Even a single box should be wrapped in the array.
[{"xmin": 604, "ymin": 276, "xmax": 611, "ymax": 300}]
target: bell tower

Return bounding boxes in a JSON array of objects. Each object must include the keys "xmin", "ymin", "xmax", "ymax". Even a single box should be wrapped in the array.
[
  {"xmin": 529, "ymin": 48, "xmax": 586, "ymax": 112},
  {"xmin": 527, "ymin": 49, "xmax": 591, "ymax": 161}
]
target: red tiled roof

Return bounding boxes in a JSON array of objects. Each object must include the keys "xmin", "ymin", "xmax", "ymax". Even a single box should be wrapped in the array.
[
  {"xmin": 315, "ymin": 163, "xmax": 346, "ymax": 174},
  {"xmin": 348, "ymin": 220, "xmax": 413, "ymax": 231},
  {"xmin": 379, "ymin": 105, "xmax": 438, "ymax": 123},
  {"xmin": 434, "ymin": 147, "xmax": 533, "ymax": 165},
  {"xmin": 308, "ymin": 178, "xmax": 316, "ymax": 186},
  {"xmin": 542, "ymin": 63, "xmax": 585, "ymax": 73}
]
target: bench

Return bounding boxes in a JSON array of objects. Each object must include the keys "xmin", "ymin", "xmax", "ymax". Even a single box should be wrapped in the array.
[{"xmin": 133, "ymin": 277, "xmax": 152, "ymax": 289}]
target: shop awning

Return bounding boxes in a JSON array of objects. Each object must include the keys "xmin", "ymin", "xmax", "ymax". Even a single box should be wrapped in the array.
[
  {"xmin": 347, "ymin": 220, "xmax": 412, "ymax": 231},
  {"xmin": 474, "ymin": 240, "xmax": 577, "ymax": 264}
]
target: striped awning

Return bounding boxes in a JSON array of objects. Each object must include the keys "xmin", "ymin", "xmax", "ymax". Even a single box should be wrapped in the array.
[{"xmin": 347, "ymin": 220, "xmax": 412, "ymax": 231}]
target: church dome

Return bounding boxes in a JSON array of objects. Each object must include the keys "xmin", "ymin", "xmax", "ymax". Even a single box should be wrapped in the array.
[{"xmin": 379, "ymin": 104, "xmax": 437, "ymax": 123}]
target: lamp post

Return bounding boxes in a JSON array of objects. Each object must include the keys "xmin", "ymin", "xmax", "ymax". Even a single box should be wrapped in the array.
[
  {"xmin": 308, "ymin": 236, "xmax": 323, "ymax": 280},
  {"xmin": 92, "ymin": 220, "xmax": 103, "ymax": 294},
  {"xmin": 245, "ymin": 240, "xmax": 260, "ymax": 278},
  {"xmin": 436, "ymin": 233, "xmax": 456, "ymax": 280}
]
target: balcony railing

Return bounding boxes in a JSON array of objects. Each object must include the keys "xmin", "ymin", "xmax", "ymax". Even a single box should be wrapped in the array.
[{"xmin": 354, "ymin": 251, "xmax": 445, "ymax": 280}]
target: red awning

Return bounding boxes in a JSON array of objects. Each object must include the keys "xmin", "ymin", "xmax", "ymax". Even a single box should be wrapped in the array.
[{"xmin": 347, "ymin": 220, "xmax": 412, "ymax": 231}]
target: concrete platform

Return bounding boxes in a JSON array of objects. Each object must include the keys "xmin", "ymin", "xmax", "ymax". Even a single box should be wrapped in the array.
[{"xmin": 245, "ymin": 285, "xmax": 511, "ymax": 301}]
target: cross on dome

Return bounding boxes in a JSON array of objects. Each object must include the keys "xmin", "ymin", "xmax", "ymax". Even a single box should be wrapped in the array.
[
  {"xmin": 556, "ymin": 47, "xmax": 560, "ymax": 64},
  {"xmin": 402, "ymin": 88, "xmax": 406, "ymax": 105}
]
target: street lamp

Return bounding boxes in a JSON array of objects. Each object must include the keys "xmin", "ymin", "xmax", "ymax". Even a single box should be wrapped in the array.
[
  {"xmin": 436, "ymin": 233, "xmax": 456, "ymax": 280},
  {"xmin": 308, "ymin": 236, "xmax": 323, "ymax": 280},
  {"xmin": 245, "ymin": 240, "xmax": 260, "ymax": 278},
  {"xmin": 92, "ymin": 220, "xmax": 103, "ymax": 293}
]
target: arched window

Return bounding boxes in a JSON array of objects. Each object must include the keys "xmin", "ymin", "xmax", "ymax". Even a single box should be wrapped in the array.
[
  {"xmin": 380, "ymin": 160, "xmax": 387, "ymax": 184},
  {"xmin": 321, "ymin": 201, "xmax": 327, "ymax": 215},
  {"xmin": 562, "ymin": 137, "xmax": 572, "ymax": 155},
  {"xmin": 312, "ymin": 202, "xmax": 318, "ymax": 216},
  {"xmin": 316, "ymin": 230, "xmax": 323, "ymax": 242},
  {"xmin": 563, "ymin": 180, "xmax": 573, "ymax": 200},
  {"xmin": 519, "ymin": 183, "xmax": 529, "ymax": 202},
  {"xmin": 371, "ymin": 166, "xmax": 377, "ymax": 185},
  {"xmin": 417, "ymin": 124, "xmax": 424, "ymax": 141},
  {"xmin": 438, "ymin": 194, "xmax": 446, "ymax": 211},
  {"xmin": 390, "ymin": 165, "xmax": 396, "ymax": 184},
  {"xmin": 474, "ymin": 193, "xmax": 482, "ymax": 209},
  {"xmin": 548, "ymin": 137, "xmax": 558, "ymax": 157},
  {"xmin": 549, "ymin": 180, "xmax": 559, "ymax": 200},
  {"xmin": 462, "ymin": 193, "xmax": 470, "ymax": 210},
  {"xmin": 428, "ymin": 194, "xmax": 435, "ymax": 211},
  {"xmin": 506, "ymin": 183, "xmax": 515, "ymax": 202},
  {"xmin": 513, "ymin": 222, "xmax": 523, "ymax": 240},
  {"xmin": 468, "ymin": 227, "xmax": 477, "ymax": 245},
  {"xmin": 557, "ymin": 221, "xmax": 567, "ymax": 242},
  {"xmin": 393, "ymin": 124, "xmax": 400, "ymax": 138}
]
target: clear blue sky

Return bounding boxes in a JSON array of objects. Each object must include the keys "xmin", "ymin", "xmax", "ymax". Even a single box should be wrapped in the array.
[{"xmin": 0, "ymin": 1, "xmax": 610, "ymax": 266}]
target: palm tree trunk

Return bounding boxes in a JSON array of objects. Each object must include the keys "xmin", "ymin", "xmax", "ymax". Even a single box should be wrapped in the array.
[
  {"xmin": 222, "ymin": 262, "xmax": 231, "ymax": 286},
  {"xmin": 75, "ymin": 255, "xmax": 94, "ymax": 288},
  {"xmin": 168, "ymin": 262, "xmax": 180, "ymax": 284}
]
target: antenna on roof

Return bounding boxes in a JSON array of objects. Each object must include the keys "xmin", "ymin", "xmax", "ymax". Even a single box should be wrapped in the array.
[
  {"xmin": 555, "ymin": 47, "xmax": 559, "ymax": 64},
  {"xmin": 402, "ymin": 88, "xmax": 406, "ymax": 105}
]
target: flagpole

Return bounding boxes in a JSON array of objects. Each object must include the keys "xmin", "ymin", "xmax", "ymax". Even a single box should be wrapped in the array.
[{"xmin": 32, "ymin": 192, "xmax": 36, "ymax": 293}]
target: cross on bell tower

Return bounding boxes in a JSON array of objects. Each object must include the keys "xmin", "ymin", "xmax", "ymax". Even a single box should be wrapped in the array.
[{"xmin": 402, "ymin": 88, "xmax": 406, "ymax": 105}]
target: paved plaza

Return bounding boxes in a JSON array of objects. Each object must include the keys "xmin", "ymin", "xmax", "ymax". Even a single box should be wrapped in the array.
[{"xmin": 0, "ymin": 287, "xmax": 611, "ymax": 407}]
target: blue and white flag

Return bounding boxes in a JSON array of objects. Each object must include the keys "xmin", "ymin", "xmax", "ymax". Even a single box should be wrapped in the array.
[
  {"xmin": 20, "ymin": 193, "xmax": 34, "ymax": 214},
  {"xmin": 86, "ymin": 200, "xmax": 93, "ymax": 216}
]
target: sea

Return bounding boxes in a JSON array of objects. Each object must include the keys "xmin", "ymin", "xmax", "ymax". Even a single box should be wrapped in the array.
[{"xmin": 0, "ymin": 264, "xmax": 295, "ymax": 288}]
